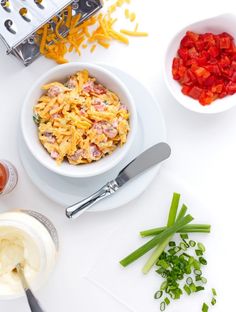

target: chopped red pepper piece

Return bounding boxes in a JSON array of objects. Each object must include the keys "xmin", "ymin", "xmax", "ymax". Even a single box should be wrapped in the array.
[{"xmin": 172, "ymin": 31, "xmax": 236, "ymax": 105}]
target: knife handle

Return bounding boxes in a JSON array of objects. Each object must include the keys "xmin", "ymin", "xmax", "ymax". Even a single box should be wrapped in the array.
[{"xmin": 65, "ymin": 180, "xmax": 119, "ymax": 219}]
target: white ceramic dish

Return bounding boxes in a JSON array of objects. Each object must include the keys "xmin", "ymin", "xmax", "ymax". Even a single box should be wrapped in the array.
[
  {"xmin": 19, "ymin": 65, "xmax": 166, "ymax": 212},
  {"xmin": 164, "ymin": 13, "xmax": 236, "ymax": 114},
  {"xmin": 21, "ymin": 62, "xmax": 137, "ymax": 178}
]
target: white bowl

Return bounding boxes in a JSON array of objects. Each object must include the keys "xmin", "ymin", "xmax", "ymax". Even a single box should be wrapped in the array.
[
  {"xmin": 164, "ymin": 13, "xmax": 236, "ymax": 114},
  {"xmin": 21, "ymin": 63, "xmax": 137, "ymax": 178}
]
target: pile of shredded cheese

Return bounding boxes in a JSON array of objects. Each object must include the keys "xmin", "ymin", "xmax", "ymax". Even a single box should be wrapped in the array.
[{"xmin": 38, "ymin": 0, "xmax": 148, "ymax": 64}]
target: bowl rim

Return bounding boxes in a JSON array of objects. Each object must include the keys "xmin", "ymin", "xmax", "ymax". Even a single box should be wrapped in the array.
[
  {"xmin": 21, "ymin": 62, "xmax": 137, "ymax": 178},
  {"xmin": 163, "ymin": 13, "xmax": 236, "ymax": 114}
]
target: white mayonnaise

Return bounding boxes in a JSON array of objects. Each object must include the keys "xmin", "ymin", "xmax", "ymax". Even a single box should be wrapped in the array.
[{"xmin": 0, "ymin": 211, "xmax": 58, "ymax": 299}]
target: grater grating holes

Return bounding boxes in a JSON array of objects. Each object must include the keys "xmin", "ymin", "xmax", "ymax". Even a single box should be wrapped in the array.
[
  {"xmin": 34, "ymin": 0, "xmax": 45, "ymax": 9},
  {"xmin": 1, "ymin": 0, "xmax": 11, "ymax": 12},
  {"xmin": 19, "ymin": 8, "xmax": 31, "ymax": 22},
  {"xmin": 4, "ymin": 19, "xmax": 16, "ymax": 34}
]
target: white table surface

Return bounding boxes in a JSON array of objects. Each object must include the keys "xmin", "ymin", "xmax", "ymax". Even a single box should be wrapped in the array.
[{"xmin": 0, "ymin": 0, "xmax": 236, "ymax": 311}]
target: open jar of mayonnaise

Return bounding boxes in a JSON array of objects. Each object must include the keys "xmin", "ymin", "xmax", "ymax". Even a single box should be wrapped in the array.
[{"xmin": 0, "ymin": 210, "xmax": 58, "ymax": 299}]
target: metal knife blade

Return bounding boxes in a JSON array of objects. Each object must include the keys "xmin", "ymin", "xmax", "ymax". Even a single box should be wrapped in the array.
[
  {"xmin": 115, "ymin": 142, "xmax": 171, "ymax": 187},
  {"xmin": 65, "ymin": 142, "xmax": 171, "ymax": 219}
]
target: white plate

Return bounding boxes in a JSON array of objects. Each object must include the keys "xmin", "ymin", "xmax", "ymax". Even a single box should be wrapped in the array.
[{"xmin": 19, "ymin": 65, "xmax": 166, "ymax": 212}]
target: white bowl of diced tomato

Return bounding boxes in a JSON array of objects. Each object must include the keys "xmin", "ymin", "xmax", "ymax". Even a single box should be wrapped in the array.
[{"xmin": 164, "ymin": 13, "xmax": 236, "ymax": 114}]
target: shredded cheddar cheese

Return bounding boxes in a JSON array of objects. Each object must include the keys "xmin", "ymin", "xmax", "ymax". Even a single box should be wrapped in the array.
[
  {"xmin": 125, "ymin": 9, "xmax": 130, "ymax": 18},
  {"xmin": 38, "ymin": 0, "xmax": 148, "ymax": 64},
  {"xmin": 129, "ymin": 12, "xmax": 136, "ymax": 22},
  {"xmin": 120, "ymin": 29, "xmax": 148, "ymax": 37}
]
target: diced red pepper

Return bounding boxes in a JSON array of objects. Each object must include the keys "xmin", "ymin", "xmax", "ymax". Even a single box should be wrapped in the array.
[
  {"xmin": 188, "ymin": 86, "xmax": 203, "ymax": 100},
  {"xmin": 219, "ymin": 36, "xmax": 231, "ymax": 49},
  {"xmin": 172, "ymin": 30, "xmax": 236, "ymax": 105}
]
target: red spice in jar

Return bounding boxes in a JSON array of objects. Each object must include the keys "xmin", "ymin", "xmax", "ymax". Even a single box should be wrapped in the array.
[
  {"xmin": 172, "ymin": 31, "xmax": 236, "ymax": 105},
  {"xmin": 0, "ymin": 160, "xmax": 18, "ymax": 195}
]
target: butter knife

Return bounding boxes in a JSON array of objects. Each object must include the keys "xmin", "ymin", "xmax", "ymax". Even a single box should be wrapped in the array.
[{"xmin": 65, "ymin": 142, "xmax": 171, "ymax": 219}]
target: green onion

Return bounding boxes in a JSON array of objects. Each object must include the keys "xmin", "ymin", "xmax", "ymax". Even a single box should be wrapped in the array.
[
  {"xmin": 202, "ymin": 302, "xmax": 209, "ymax": 312},
  {"xmin": 179, "ymin": 242, "xmax": 187, "ymax": 250},
  {"xmin": 195, "ymin": 249, "xmax": 203, "ymax": 256},
  {"xmin": 120, "ymin": 214, "xmax": 193, "ymax": 267},
  {"xmin": 189, "ymin": 283, "xmax": 197, "ymax": 292},
  {"xmin": 183, "ymin": 284, "xmax": 191, "ymax": 295},
  {"xmin": 120, "ymin": 193, "xmax": 213, "ymax": 311},
  {"xmin": 211, "ymin": 298, "xmax": 216, "ymax": 305},
  {"xmin": 212, "ymin": 288, "xmax": 217, "ymax": 296},
  {"xmin": 197, "ymin": 242, "xmax": 206, "ymax": 252},
  {"xmin": 180, "ymin": 233, "xmax": 189, "ymax": 240},
  {"xmin": 141, "ymin": 196, "xmax": 189, "ymax": 274},
  {"xmin": 189, "ymin": 240, "xmax": 196, "ymax": 247},
  {"xmin": 140, "ymin": 224, "xmax": 211, "ymax": 237},
  {"xmin": 160, "ymin": 281, "xmax": 168, "ymax": 290},
  {"xmin": 186, "ymin": 277, "xmax": 193, "ymax": 285},
  {"xmin": 160, "ymin": 301, "xmax": 166, "ymax": 311},
  {"xmin": 196, "ymin": 286, "xmax": 205, "ymax": 292},
  {"xmin": 201, "ymin": 277, "xmax": 207, "ymax": 284},
  {"xmin": 199, "ymin": 257, "xmax": 207, "ymax": 265},
  {"xmin": 154, "ymin": 290, "xmax": 163, "ymax": 299},
  {"xmin": 194, "ymin": 269, "xmax": 202, "ymax": 276},
  {"xmin": 167, "ymin": 193, "xmax": 180, "ymax": 225},
  {"xmin": 193, "ymin": 260, "xmax": 201, "ymax": 270},
  {"xmin": 158, "ymin": 260, "xmax": 169, "ymax": 269}
]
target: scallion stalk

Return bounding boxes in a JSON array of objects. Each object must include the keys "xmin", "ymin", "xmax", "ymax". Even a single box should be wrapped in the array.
[
  {"xmin": 142, "ymin": 195, "xmax": 183, "ymax": 274},
  {"xmin": 140, "ymin": 224, "xmax": 211, "ymax": 237},
  {"xmin": 120, "ymin": 214, "xmax": 193, "ymax": 267}
]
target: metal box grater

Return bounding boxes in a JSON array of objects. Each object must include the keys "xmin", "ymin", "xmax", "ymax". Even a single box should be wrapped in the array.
[{"xmin": 0, "ymin": 0, "xmax": 103, "ymax": 65}]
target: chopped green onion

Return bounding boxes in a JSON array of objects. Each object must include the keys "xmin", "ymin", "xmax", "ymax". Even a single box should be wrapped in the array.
[
  {"xmin": 196, "ymin": 286, "xmax": 205, "ymax": 292},
  {"xmin": 169, "ymin": 241, "xmax": 176, "ymax": 247},
  {"xmin": 202, "ymin": 302, "xmax": 209, "ymax": 312},
  {"xmin": 160, "ymin": 281, "xmax": 168, "ymax": 290},
  {"xmin": 197, "ymin": 242, "xmax": 206, "ymax": 252},
  {"xmin": 211, "ymin": 298, "xmax": 216, "ymax": 306},
  {"xmin": 195, "ymin": 249, "xmax": 203, "ymax": 256},
  {"xmin": 189, "ymin": 240, "xmax": 196, "ymax": 247},
  {"xmin": 184, "ymin": 266, "xmax": 192, "ymax": 274},
  {"xmin": 199, "ymin": 257, "xmax": 207, "ymax": 265},
  {"xmin": 180, "ymin": 233, "xmax": 189, "ymax": 240},
  {"xmin": 189, "ymin": 283, "xmax": 197, "ymax": 292},
  {"xmin": 183, "ymin": 284, "xmax": 191, "ymax": 295},
  {"xmin": 180, "ymin": 242, "xmax": 187, "ymax": 250},
  {"xmin": 195, "ymin": 275, "xmax": 202, "ymax": 282},
  {"xmin": 154, "ymin": 290, "xmax": 163, "ymax": 299},
  {"xmin": 158, "ymin": 260, "xmax": 169, "ymax": 269},
  {"xmin": 186, "ymin": 277, "xmax": 193, "ymax": 285},
  {"xmin": 201, "ymin": 277, "xmax": 207, "ymax": 284},
  {"xmin": 194, "ymin": 269, "xmax": 202, "ymax": 276},
  {"xmin": 193, "ymin": 260, "xmax": 201, "ymax": 270},
  {"xmin": 164, "ymin": 297, "xmax": 170, "ymax": 305},
  {"xmin": 212, "ymin": 288, "xmax": 217, "ymax": 296},
  {"xmin": 160, "ymin": 301, "xmax": 166, "ymax": 311}
]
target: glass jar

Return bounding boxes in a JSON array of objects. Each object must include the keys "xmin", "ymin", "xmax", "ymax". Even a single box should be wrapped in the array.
[
  {"xmin": 0, "ymin": 160, "xmax": 18, "ymax": 196},
  {"xmin": 0, "ymin": 210, "xmax": 59, "ymax": 299}
]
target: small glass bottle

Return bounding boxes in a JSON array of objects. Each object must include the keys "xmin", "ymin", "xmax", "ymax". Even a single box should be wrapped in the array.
[{"xmin": 0, "ymin": 160, "xmax": 18, "ymax": 196}]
